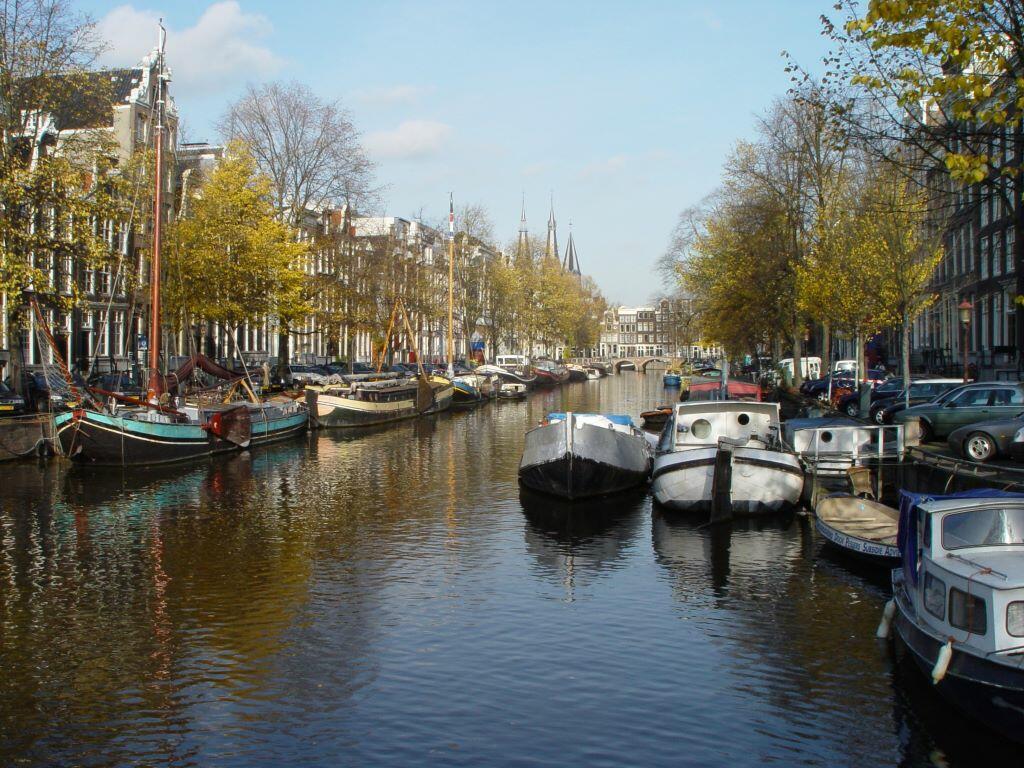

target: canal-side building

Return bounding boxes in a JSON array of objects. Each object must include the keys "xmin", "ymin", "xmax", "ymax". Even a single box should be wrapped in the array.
[
  {"xmin": 7, "ymin": 45, "xmax": 178, "ymax": 377},
  {"xmin": 598, "ymin": 302, "xmax": 710, "ymax": 359}
]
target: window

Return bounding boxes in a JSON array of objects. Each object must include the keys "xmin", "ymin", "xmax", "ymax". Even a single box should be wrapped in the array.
[
  {"xmin": 942, "ymin": 506, "xmax": 1024, "ymax": 550},
  {"xmin": 924, "ymin": 571, "xmax": 945, "ymax": 619},
  {"xmin": 951, "ymin": 387, "xmax": 993, "ymax": 407},
  {"xmin": 1009, "ymin": 228, "xmax": 1016, "ymax": 274},
  {"xmin": 990, "ymin": 387, "xmax": 1024, "ymax": 405},
  {"xmin": 949, "ymin": 588, "xmax": 987, "ymax": 634},
  {"xmin": 1007, "ymin": 602, "xmax": 1024, "ymax": 637},
  {"xmin": 981, "ymin": 236, "xmax": 989, "ymax": 279},
  {"xmin": 994, "ymin": 235, "xmax": 1002, "ymax": 276}
]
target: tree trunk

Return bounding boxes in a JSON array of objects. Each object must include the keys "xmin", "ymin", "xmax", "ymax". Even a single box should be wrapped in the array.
[
  {"xmin": 821, "ymin": 322, "xmax": 831, "ymax": 380},
  {"xmin": 791, "ymin": 320, "xmax": 803, "ymax": 389},
  {"xmin": 276, "ymin": 326, "xmax": 290, "ymax": 378},
  {"xmin": 902, "ymin": 311, "xmax": 911, "ymax": 409}
]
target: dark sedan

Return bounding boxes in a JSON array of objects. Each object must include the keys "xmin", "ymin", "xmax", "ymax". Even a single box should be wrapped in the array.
[
  {"xmin": 948, "ymin": 414, "xmax": 1024, "ymax": 463},
  {"xmin": 869, "ymin": 378, "xmax": 964, "ymax": 424},
  {"xmin": 0, "ymin": 382, "xmax": 27, "ymax": 416},
  {"xmin": 835, "ymin": 377, "xmax": 904, "ymax": 417}
]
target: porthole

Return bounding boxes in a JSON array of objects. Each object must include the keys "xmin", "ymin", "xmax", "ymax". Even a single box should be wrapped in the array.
[
  {"xmin": 821, "ymin": 431, "xmax": 833, "ymax": 443},
  {"xmin": 737, "ymin": 413, "xmax": 750, "ymax": 426},
  {"xmin": 691, "ymin": 419, "xmax": 712, "ymax": 439}
]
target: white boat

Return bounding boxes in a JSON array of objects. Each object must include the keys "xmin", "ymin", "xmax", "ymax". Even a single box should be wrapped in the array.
[
  {"xmin": 519, "ymin": 412, "xmax": 653, "ymax": 500},
  {"xmin": 498, "ymin": 381, "xmax": 528, "ymax": 399},
  {"xmin": 814, "ymin": 493, "xmax": 900, "ymax": 562},
  {"xmin": 884, "ymin": 490, "xmax": 1024, "ymax": 743},
  {"xmin": 651, "ymin": 401, "xmax": 803, "ymax": 518},
  {"xmin": 784, "ymin": 418, "xmax": 904, "ymax": 505},
  {"xmin": 585, "ymin": 368, "xmax": 601, "ymax": 381}
]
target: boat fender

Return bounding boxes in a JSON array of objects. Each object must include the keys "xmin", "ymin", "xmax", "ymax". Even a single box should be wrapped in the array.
[
  {"xmin": 876, "ymin": 599, "xmax": 896, "ymax": 639},
  {"xmin": 932, "ymin": 640, "xmax": 954, "ymax": 684}
]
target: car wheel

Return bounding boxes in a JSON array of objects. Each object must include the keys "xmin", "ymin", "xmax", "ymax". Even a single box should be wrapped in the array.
[
  {"xmin": 872, "ymin": 408, "xmax": 886, "ymax": 425},
  {"xmin": 918, "ymin": 420, "xmax": 933, "ymax": 443},
  {"xmin": 964, "ymin": 432, "xmax": 997, "ymax": 463},
  {"xmin": 844, "ymin": 401, "xmax": 859, "ymax": 417}
]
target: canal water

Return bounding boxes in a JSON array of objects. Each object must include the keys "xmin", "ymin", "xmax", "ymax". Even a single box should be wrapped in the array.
[{"xmin": 0, "ymin": 374, "xmax": 1015, "ymax": 767}]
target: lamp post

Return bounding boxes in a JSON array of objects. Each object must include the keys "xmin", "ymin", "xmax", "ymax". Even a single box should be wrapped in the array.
[{"xmin": 959, "ymin": 299, "xmax": 973, "ymax": 382}]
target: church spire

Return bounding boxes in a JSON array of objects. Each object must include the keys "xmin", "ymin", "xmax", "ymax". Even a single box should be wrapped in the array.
[
  {"xmin": 545, "ymin": 194, "xmax": 558, "ymax": 261},
  {"xmin": 562, "ymin": 221, "xmax": 581, "ymax": 277},
  {"xmin": 517, "ymin": 193, "xmax": 529, "ymax": 256}
]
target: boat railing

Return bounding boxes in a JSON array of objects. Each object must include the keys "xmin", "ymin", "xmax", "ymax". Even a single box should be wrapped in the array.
[{"xmin": 794, "ymin": 424, "xmax": 905, "ymax": 467}]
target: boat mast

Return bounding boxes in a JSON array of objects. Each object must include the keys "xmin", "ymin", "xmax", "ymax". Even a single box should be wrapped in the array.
[
  {"xmin": 447, "ymin": 193, "xmax": 454, "ymax": 377},
  {"xmin": 148, "ymin": 22, "xmax": 167, "ymax": 397}
]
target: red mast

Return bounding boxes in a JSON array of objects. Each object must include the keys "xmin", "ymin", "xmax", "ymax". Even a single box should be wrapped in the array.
[{"xmin": 147, "ymin": 23, "xmax": 167, "ymax": 397}]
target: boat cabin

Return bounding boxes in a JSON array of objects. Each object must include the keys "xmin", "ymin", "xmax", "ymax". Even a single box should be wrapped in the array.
[
  {"xmin": 785, "ymin": 421, "xmax": 904, "ymax": 478},
  {"xmin": 658, "ymin": 401, "xmax": 781, "ymax": 454},
  {"xmin": 899, "ymin": 493, "xmax": 1024, "ymax": 655},
  {"xmin": 497, "ymin": 355, "xmax": 531, "ymax": 375},
  {"xmin": 348, "ymin": 379, "xmax": 418, "ymax": 403}
]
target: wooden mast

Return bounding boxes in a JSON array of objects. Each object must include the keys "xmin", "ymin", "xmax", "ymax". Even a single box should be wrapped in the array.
[
  {"xmin": 447, "ymin": 193, "xmax": 454, "ymax": 377},
  {"xmin": 147, "ymin": 23, "xmax": 167, "ymax": 397}
]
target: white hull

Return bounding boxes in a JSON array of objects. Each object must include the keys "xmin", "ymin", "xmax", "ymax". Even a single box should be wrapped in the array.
[{"xmin": 651, "ymin": 445, "xmax": 803, "ymax": 514}]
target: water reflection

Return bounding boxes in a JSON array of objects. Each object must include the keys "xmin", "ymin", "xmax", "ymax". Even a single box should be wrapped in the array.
[
  {"xmin": 0, "ymin": 372, "xmax": 1019, "ymax": 766},
  {"xmin": 520, "ymin": 487, "xmax": 646, "ymax": 599}
]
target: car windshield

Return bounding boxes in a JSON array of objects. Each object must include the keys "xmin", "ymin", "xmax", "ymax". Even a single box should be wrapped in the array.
[{"xmin": 942, "ymin": 507, "xmax": 1024, "ymax": 550}]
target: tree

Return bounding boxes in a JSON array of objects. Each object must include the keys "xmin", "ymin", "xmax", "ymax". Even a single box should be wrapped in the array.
[
  {"xmin": 799, "ymin": 0, "xmax": 1024, "ymax": 340},
  {"xmin": 165, "ymin": 143, "xmax": 309, "ymax": 361},
  {"xmin": 0, "ymin": 0, "xmax": 135, "ymax": 388},
  {"xmin": 218, "ymin": 81, "xmax": 375, "ymax": 367},
  {"xmin": 454, "ymin": 203, "xmax": 494, "ymax": 360}
]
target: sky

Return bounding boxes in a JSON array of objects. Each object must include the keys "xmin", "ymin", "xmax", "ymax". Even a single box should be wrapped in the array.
[{"xmin": 77, "ymin": 0, "xmax": 835, "ymax": 305}]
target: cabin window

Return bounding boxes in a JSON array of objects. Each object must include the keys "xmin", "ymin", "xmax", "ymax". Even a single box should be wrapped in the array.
[
  {"xmin": 737, "ymin": 413, "xmax": 750, "ymax": 426},
  {"xmin": 1007, "ymin": 602, "xmax": 1024, "ymax": 637},
  {"xmin": 924, "ymin": 572, "xmax": 946, "ymax": 619},
  {"xmin": 690, "ymin": 419, "xmax": 712, "ymax": 440},
  {"xmin": 949, "ymin": 588, "xmax": 987, "ymax": 634},
  {"xmin": 942, "ymin": 507, "xmax": 1024, "ymax": 550}
]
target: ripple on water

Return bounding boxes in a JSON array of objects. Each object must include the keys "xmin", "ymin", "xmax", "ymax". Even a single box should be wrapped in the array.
[{"xmin": 0, "ymin": 374, "xmax": 1017, "ymax": 767}]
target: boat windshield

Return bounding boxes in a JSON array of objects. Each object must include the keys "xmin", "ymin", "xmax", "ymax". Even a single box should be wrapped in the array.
[{"xmin": 942, "ymin": 506, "xmax": 1024, "ymax": 550}]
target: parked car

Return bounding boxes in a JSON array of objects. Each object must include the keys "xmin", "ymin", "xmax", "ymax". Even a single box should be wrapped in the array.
[
  {"xmin": 800, "ymin": 368, "xmax": 889, "ymax": 400},
  {"xmin": 0, "ymin": 381, "xmax": 27, "ymax": 416},
  {"xmin": 948, "ymin": 414, "xmax": 1024, "ymax": 462},
  {"xmin": 835, "ymin": 377, "xmax": 905, "ymax": 417},
  {"xmin": 893, "ymin": 382, "xmax": 1024, "ymax": 441},
  {"xmin": 869, "ymin": 378, "xmax": 964, "ymax": 424},
  {"xmin": 324, "ymin": 361, "xmax": 374, "ymax": 376},
  {"xmin": 88, "ymin": 371, "xmax": 145, "ymax": 399}
]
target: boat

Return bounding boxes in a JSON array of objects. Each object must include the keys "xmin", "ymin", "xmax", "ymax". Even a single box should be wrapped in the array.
[
  {"xmin": 585, "ymin": 367, "xmax": 601, "ymax": 381},
  {"xmin": 685, "ymin": 379, "xmax": 761, "ymax": 401},
  {"xmin": 452, "ymin": 373, "xmax": 495, "ymax": 405},
  {"xmin": 663, "ymin": 372, "xmax": 682, "ymax": 387},
  {"xmin": 479, "ymin": 361, "xmax": 537, "ymax": 389},
  {"xmin": 53, "ymin": 32, "xmax": 308, "ymax": 466},
  {"xmin": 519, "ymin": 412, "xmax": 653, "ymax": 499},
  {"xmin": 784, "ymin": 418, "xmax": 904, "ymax": 506},
  {"xmin": 651, "ymin": 401, "xmax": 803, "ymax": 518},
  {"xmin": 618, "ymin": 361, "xmax": 637, "ymax": 371},
  {"xmin": 532, "ymin": 359, "xmax": 570, "ymax": 388},
  {"xmin": 640, "ymin": 405, "xmax": 673, "ymax": 432},
  {"xmin": 566, "ymin": 364, "xmax": 589, "ymax": 383},
  {"xmin": 498, "ymin": 381, "xmax": 528, "ymax": 400},
  {"xmin": 814, "ymin": 492, "xmax": 900, "ymax": 562},
  {"xmin": 881, "ymin": 490, "xmax": 1024, "ymax": 743},
  {"xmin": 310, "ymin": 374, "xmax": 453, "ymax": 428}
]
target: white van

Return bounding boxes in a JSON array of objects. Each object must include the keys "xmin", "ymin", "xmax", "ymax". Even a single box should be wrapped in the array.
[{"xmin": 777, "ymin": 356, "xmax": 821, "ymax": 381}]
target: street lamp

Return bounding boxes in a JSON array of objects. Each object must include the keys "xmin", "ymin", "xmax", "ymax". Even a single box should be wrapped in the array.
[{"xmin": 958, "ymin": 299, "xmax": 973, "ymax": 382}]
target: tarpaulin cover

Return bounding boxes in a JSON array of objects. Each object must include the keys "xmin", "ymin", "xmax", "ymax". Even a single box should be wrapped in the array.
[
  {"xmin": 897, "ymin": 488, "xmax": 1024, "ymax": 586},
  {"xmin": 162, "ymin": 354, "xmax": 240, "ymax": 393}
]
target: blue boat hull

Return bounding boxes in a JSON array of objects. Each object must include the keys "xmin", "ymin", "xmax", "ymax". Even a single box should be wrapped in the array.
[
  {"xmin": 663, "ymin": 375, "xmax": 682, "ymax": 387},
  {"xmin": 54, "ymin": 407, "xmax": 307, "ymax": 466}
]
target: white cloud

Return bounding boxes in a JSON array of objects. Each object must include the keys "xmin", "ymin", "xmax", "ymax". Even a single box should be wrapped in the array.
[
  {"xmin": 364, "ymin": 120, "xmax": 452, "ymax": 160},
  {"xmin": 97, "ymin": 2, "xmax": 283, "ymax": 94},
  {"xmin": 351, "ymin": 84, "xmax": 435, "ymax": 107}
]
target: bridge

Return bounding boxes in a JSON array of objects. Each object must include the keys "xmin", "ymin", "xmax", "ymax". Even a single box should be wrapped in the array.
[{"xmin": 568, "ymin": 356, "xmax": 681, "ymax": 374}]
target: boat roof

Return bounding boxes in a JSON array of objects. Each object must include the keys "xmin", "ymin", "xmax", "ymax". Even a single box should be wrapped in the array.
[
  {"xmin": 941, "ymin": 549, "xmax": 1024, "ymax": 588},
  {"xmin": 675, "ymin": 400, "xmax": 779, "ymax": 418},
  {"xmin": 546, "ymin": 412, "xmax": 633, "ymax": 426},
  {"xmin": 906, "ymin": 490, "xmax": 1024, "ymax": 516}
]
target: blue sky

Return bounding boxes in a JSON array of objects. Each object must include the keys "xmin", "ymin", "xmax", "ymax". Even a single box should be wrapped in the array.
[{"xmin": 81, "ymin": 0, "xmax": 834, "ymax": 305}]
